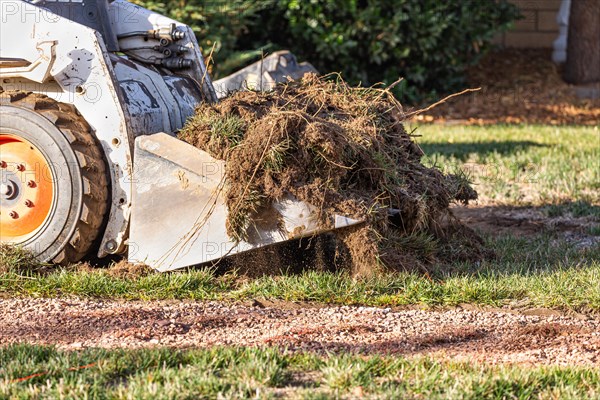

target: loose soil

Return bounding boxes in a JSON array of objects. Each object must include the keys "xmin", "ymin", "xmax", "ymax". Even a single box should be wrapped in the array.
[
  {"xmin": 421, "ymin": 49, "xmax": 600, "ymax": 125},
  {"xmin": 180, "ymin": 74, "xmax": 483, "ymax": 275},
  {"xmin": 1, "ymin": 298, "xmax": 598, "ymax": 367},
  {"xmin": 453, "ymin": 205, "xmax": 600, "ymax": 248}
]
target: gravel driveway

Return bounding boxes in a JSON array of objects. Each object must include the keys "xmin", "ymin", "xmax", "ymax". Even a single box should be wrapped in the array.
[{"xmin": 1, "ymin": 298, "xmax": 598, "ymax": 366}]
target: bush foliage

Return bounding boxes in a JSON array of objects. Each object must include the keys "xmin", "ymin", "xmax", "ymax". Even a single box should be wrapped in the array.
[{"xmin": 135, "ymin": 0, "xmax": 519, "ymax": 102}]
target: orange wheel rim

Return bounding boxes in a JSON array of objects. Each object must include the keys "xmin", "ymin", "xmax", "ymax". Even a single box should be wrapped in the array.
[{"xmin": 0, "ymin": 134, "xmax": 54, "ymax": 241}]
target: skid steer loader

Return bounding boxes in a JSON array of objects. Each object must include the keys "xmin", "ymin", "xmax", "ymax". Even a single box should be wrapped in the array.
[{"xmin": 0, "ymin": 0, "xmax": 360, "ymax": 271}]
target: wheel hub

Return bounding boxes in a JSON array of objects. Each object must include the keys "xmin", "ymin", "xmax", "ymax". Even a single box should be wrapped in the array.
[
  {"xmin": 1, "ymin": 182, "xmax": 15, "ymax": 197},
  {"xmin": 0, "ymin": 134, "xmax": 55, "ymax": 241},
  {"xmin": 1, "ymin": 177, "xmax": 20, "ymax": 202}
]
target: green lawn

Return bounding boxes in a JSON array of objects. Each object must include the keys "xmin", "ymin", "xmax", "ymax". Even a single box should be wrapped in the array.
[
  {"xmin": 413, "ymin": 124, "xmax": 600, "ymax": 206},
  {"xmin": 2, "ymin": 344, "xmax": 598, "ymax": 399},
  {"xmin": 2, "ymin": 233, "xmax": 599, "ymax": 312},
  {"xmin": 1, "ymin": 124, "xmax": 599, "ymax": 399},
  {"xmin": 1, "ymin": 124, "xmax": 599, "ymax": 311}
]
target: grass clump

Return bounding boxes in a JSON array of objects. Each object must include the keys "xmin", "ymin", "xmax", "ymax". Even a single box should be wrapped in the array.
[
  {"xmin": 0, "ymin": 244, "xmax": 46, "ymax": 274},
  {"xmin": 180, "ymin": 74, "xmax": 482, "ymax": 275}
]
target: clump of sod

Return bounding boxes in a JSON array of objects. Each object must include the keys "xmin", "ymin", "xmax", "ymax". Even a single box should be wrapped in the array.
[
  {"xmin": 0, "ymin": 244, "xmax": 47, "ymax": 274},
  {"xmin": 180, "ymin": 74, "xmax": 482, "ymax": 275}
]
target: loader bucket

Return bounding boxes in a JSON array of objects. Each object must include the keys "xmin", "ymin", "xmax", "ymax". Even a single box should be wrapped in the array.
[{"xmin": 128, "ymin": 133, "xmax": 362, "ymax": 271}]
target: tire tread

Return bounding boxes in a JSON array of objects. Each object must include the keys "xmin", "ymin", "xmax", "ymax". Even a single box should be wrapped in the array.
[{"xmin": 1, "ymin": 90, "xmax": 109, "ymax": 264}]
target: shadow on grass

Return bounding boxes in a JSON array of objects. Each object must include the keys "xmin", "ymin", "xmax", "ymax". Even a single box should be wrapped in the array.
[{"xmin": 419, "ymin": 140, "xmax": 546, "ymax": 161}]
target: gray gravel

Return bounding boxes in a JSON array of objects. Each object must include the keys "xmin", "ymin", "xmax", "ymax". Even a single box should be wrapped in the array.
[{"xmin": 1, "ymin": 298, "xmax": 598, "ymax": 366}]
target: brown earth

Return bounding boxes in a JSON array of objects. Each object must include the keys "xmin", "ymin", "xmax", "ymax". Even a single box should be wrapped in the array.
[
  {"xmin": 1, "ymin": 298, "xmax": 598, "ymax": 367},
  {"xmin": 420, "ymin": 49, "xmax": 600, "ymax": 125},
  {"xmin": 453, "ymin": 205, "xmax": 600, "ymax": 246}
]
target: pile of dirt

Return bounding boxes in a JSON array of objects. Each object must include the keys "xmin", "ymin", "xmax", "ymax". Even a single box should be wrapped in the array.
[
  {"xmin": 74, "ymin": 260, "xmax": 153, "ymax": 279},
  {"xmin": 179, "ymin": 74, "xmax": 483, "ymax": 275}
]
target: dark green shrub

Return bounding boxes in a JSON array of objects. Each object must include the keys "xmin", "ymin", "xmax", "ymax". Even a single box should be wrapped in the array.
[
  {"xmin": 133, "ymin": 0, "xmax": 519, "ymax": 102},
  {"xmin": 245, "ymin": 0, "xmax": 519, "ymax": 102}
]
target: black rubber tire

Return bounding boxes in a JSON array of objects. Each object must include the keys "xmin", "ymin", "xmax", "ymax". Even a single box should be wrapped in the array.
[{"xmin": 0, "ymin": 91, "xmax": 109, "ymax": 264}]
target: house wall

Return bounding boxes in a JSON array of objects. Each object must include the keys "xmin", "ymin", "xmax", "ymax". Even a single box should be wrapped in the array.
[{"xmin": 494, "ymin": 0, "xmax": 562, "ymax": 48}]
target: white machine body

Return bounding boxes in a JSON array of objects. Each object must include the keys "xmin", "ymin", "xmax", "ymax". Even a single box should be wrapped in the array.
[{"xmin": 0, "ymin": 0, "xmax": 359, "ymax": 269}]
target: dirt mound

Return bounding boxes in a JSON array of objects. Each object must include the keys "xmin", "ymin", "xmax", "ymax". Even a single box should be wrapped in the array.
[
  {"xmin": 179, "ymin": 74, "xmax": 483, "ymax": 275},
  {"xmin": 75, "ymin": 260, "xmax": 153, "ymax": 279}
]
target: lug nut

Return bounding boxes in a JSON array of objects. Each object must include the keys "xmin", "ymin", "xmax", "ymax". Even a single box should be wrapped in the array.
[
  {"xmin": 17, "ymin": 164, "xmax": 26, "ymax": 172},
  {"xmin": 25, "ymin": 200, "xmax": 34, "ymax": 208},
  {"xmin": 9, "ymin": 211, "xmax": 18, "ymax": 219},
  {"xmin": 27, "ymin": 180, "xmax": 36, "ymax": 188},
  {"xmin": 0, "ymin": 161, "xmax": 6, "ymax": 168}
]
